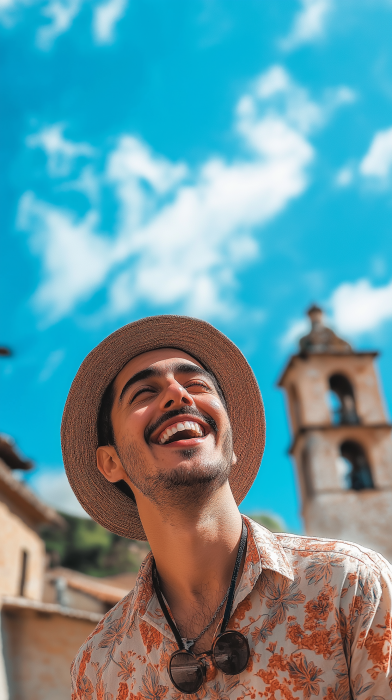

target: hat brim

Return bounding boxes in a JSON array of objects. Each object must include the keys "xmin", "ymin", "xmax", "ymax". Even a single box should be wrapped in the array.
[{"xmin": 61, "ymin": 316, "xmax": 265, "ymax": 540}]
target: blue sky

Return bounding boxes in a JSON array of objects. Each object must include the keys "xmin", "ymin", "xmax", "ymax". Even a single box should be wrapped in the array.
[{"xmin": 1, "ymin": 0, "xmax": 391, "ymax": 533}]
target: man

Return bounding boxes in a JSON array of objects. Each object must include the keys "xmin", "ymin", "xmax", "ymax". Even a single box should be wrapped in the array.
[{"xmin": 63, "ymin": 315, "xmax": 392, "ymax": 699}]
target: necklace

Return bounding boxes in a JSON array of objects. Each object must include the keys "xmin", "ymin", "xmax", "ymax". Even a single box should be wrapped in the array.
[
  {"xmin": 158, "ymin": 581, "xmax": 229, "ymax": 652},
  {"xmin": 181, "ymin": 589, "xmax": 229, "ymax": 651},
  {"xmin": 152, "ymin": 520, "xmax": 247, "ymax": 652}
]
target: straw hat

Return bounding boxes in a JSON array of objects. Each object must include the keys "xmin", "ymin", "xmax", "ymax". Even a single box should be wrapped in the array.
[{"xmin": 61, "ymin": 315, "xmax": 265, "ymax": 541}]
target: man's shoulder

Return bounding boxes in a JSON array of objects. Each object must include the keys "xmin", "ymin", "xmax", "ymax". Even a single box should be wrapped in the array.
[{"xmin": 274, "ymin": 531, "xmax": 392, "ymax": 580}]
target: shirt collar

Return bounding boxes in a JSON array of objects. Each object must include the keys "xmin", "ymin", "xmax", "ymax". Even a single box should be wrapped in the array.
[
  {"xmin": 240, "ymin": 515, "xmax": 294, "ymax": 585},
  {"xmin": 132, "ymin": 515, "xmax": 294, "ymax": 641}
]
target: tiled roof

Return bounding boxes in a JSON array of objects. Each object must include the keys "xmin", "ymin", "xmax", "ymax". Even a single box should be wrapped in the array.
[
  {"xmin": 100, "ymin": 572, "xmax": 138, "ymax": 590},
  {"xmin": 1, "ymin": 595, "xmax": 102, "ymax": 623},
  {"xmin": 0, "ymin": 459, "xmax": 65, "ymax": 528},
  {"xmin": 45, "ymin": 567, "xmax": 130, "ymax": 604},
  {"xmin": 0, "ymin": 434, "xmax": 32, "ymax": 471}
]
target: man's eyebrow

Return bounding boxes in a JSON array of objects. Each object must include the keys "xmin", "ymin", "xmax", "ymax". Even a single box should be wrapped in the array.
[
  {"xmin": 118, "ymin": 363, "xmax": 211, "ymax": 404},
  {"xmin": 119, "ymin": 368, "xmax": 161, "ymax": 404},
  {"xmin": 172, "ymin": 363, "xmax": 210, "ymax": 378}
]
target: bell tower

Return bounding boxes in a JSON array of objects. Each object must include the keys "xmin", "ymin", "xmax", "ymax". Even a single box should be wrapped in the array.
[{"xmin": 278, "ymin": 305, "xmax": 392, "ymax": 562}]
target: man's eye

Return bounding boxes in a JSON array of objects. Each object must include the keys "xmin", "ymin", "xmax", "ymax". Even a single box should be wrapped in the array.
[
  {"xmin": 186, "ymin": 381, "xmax": 208, "ymax": 390},
  {"xmin": 130, "ymin": 388, "xmax": 154, "ymax": 403}
]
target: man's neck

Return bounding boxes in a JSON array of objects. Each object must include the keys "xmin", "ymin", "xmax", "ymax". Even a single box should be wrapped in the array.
[{"xmin": 136, "ymin": 481, "xmax": 243, "ymax": 645}]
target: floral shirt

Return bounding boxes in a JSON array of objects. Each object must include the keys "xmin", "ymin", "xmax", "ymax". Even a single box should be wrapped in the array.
[{"xmin": 71, "ymin": 516, "xmax": 392, "ymax": 700}]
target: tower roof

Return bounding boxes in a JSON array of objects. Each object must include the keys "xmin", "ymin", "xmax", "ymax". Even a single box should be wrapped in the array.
[{"xmin": 299, "ymin": 305, "xmax": 352, "ymax": 355}]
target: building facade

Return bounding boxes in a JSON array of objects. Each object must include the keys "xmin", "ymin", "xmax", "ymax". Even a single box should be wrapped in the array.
[
  {"xmin": 0, "ymin": 436, "xmax": 65, "ymax": 602},
  {"xmin": 0, "ymin": 437, "xmax": 128, "ymax": 700},
  {"xmin": 279, "ymin": 306, "xmax": 392, "ymax": 562}
]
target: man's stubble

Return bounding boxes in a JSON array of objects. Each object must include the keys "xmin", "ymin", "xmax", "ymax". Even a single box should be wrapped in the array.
[{"xmin": 115, "ymin": 427, "xmax": 234, "ymax": 512}]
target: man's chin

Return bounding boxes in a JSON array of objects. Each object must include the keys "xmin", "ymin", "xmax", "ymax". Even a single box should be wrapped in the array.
[
  {"xmin": 160, "ymin": 464, "xmax": 224, "ymax": 489},
  {"xmin": 144, "ymin": 459, "xmax": 232, "ymax": 509}
]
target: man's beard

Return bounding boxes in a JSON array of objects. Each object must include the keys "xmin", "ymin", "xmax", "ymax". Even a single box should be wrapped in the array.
[{"xmin": 115, "ymin": 427, "xmax": 234, "ymax": 511}]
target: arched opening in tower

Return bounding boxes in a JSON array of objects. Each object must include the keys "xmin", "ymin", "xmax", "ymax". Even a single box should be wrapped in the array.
[
  {"xmin": 328, "ymin": 373, "xmax": 359, "ymax": 425},
  {"xmin": 337, "ymin": 440, "xmax": 374, "ymax": 491}
]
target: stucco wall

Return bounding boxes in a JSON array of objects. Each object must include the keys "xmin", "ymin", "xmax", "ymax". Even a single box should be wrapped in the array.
[
  {"xmin": 292, "ymin": 427, "xmax": 392, "ymax": 561},
  {"xmin": 294, "ymin": 427, "xmax": 392, "ymax": 496},
  {"xmin": 1, "ymin": 604, "xmax": 99, "ymax": 700},
  {"xmin": 304, "ymin": 489, "xmax": 392, "ymax": 562},
  {"xmin": 0, "ymin": 500, "xmax": 44, "ymax": 601}
]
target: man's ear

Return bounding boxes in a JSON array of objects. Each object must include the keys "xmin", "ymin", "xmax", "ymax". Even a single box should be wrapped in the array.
[
  {"xmin": 96, "ymin": 445, "xmax": 128, "ymax": 483},
  {"xmin": 232, "ymin": 451, "xmax": 237, "ymax": 466}
]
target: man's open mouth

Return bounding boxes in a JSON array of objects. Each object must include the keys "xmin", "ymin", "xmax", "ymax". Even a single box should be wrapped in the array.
[{"xmin": 157, "ymin": 420, "xmax": 206, "ymax": 445}]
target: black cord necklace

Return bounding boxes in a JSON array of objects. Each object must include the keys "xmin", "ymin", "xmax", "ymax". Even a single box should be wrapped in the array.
[{"xmin": 152, "ymin": 519, "xmax": 248, "ymax": 651}]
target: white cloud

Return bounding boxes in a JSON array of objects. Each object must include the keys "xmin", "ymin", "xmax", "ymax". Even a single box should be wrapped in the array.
[
  {"xmin": 27, "ymin": 466, "xmax": 89, "ymax": 517},
  {"xmin": 325, "ymin": 86, "xmax": 357, "ymax": 110},
  {"xmin": 238, "ymin": 66, "xmax": 356, "ymax": 137},
  {"xmin": 27, "ymin": 124, "xmax": 94, "ymax": 177},
  {"xmin": 238, "ymin": 65, "xmax": 322, "ymax": 135},
  {"xmin": 38, "ymin": 348, "xmax": 66, "ymax": 381},
  {"xmin": 93, "ymin": 0, "xmax": 127, "ymax": 44},
  {"xmin": 334, "ymin": 125, "xmax": 392, "ymax": 189},
  {"xmin": 59, "ymin": 165, "xmax": 100, "ymax": 204},
  {"xmin": 0, "ymin": 0, "xmax": 14, "ymax": 10},
  {"xmin": 359, "ymin": 126, "xmax": 392, "ymax": 182},
  {"xmin": 0, "ymin": 0, "xmax": 126, "ymax": 48},
  {"xmin": 280, "ymin": 0, "xmax": 333, "ymax": 51},
  {"xmin": 328, "ymin": 278, "xmax": 392, "ymax": 335},
  {"xmin": 18, "ymin": 192, "xmax": 112, "ymax": 322},
  {"xmin": 280, "ymin": 318, "xmax": 309, "ymax": 349},
  {"xmin": 335, "ymin": 165, "xmax": 354, "ymax": 187},
  {"xmin": 0, "ymin": 0, "xmax": 18, "ymax": 19},
  {"xmin": 0, "ymin": 0, "xmax": 30, "ymax": 26},
  {"xmin": 281, "ymin": 277, "xmax": 392, "ymax": 350},
  {"xmin": 107, "ymin": 135, "xmax": 188, "ymax": 193},
  {"xmin": 20, "ymin": 66, "xmax": 355, "ymax": 324},
  {"xmin": 36, "ymin": 0, "xmax": 83, "ymax": 50}
]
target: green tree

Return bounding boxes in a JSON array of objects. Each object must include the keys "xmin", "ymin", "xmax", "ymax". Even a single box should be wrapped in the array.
[
  {"xmin": 40, "ymin": 513, "xmax": 149, "ymax": 577},
  {"xmin": 246, "ymin": 513, "xmax": 285, "ymax": 532}
]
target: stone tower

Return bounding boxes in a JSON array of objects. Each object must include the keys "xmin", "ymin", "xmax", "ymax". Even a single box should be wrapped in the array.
[{"xmin": 278, "ymin": 305, "xmax": 392, "ymax": 562}]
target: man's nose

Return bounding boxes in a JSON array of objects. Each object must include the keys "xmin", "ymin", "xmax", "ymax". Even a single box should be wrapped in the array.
[{"xmin": 160, "ymin": 380, "xmax": 193, "ymax": 410}]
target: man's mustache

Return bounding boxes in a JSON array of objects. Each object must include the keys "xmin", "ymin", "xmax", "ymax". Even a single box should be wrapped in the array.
[{"xmin": 145, "ymin": 406, "xmax": 218, "ymax": 443}]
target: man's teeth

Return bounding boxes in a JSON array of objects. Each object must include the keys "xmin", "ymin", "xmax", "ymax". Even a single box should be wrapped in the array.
[{"xmin": 158, "ymin": 421, "xmax": 204, "ymax": 444}]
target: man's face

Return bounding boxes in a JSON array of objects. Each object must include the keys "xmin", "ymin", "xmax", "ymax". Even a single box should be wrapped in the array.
[{"xmin": 108, "ymin": 348, "xmax": 235, "ymax": 507}]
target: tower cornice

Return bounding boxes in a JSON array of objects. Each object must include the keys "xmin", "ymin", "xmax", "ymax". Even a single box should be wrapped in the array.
[
  {"xmin": 288, "ymin": 422, "xmax": 392, "ymax": 455},
  {"xmin": 277, "ymin": 351, "xmax": 379, "ymax": 387}
]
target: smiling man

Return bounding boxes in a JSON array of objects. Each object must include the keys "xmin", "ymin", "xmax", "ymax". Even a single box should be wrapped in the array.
[{"xmin": 63, "ymin": 316, "xmax": 392, "ymax": 699}]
